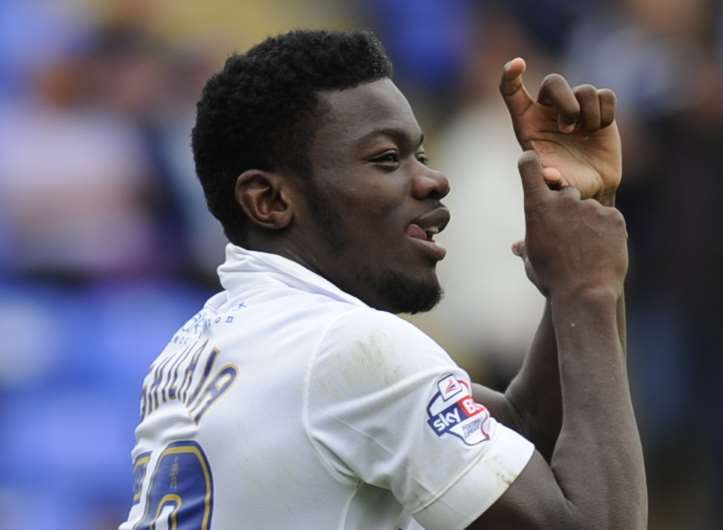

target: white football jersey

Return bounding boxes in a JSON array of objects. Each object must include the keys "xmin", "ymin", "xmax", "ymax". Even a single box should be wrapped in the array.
[{"xmin": 119, "ymin": 244, "xmax": 534, "ymax": 530}]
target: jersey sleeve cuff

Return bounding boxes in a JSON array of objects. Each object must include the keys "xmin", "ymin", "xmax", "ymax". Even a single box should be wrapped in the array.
[{"xmin": 412, "ymin": 423, "xmax": 535, "ymax": 530}]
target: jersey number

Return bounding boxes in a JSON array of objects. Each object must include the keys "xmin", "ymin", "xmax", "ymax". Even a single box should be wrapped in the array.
[{"xmin": 134, "ymin": 441, "xmax": 213, "ymax": 530}]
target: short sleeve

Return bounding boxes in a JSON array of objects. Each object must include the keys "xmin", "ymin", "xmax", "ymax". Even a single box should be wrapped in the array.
[{"xmin": 304, "ymin": 308, "xmax": 534, "ymax": 529}]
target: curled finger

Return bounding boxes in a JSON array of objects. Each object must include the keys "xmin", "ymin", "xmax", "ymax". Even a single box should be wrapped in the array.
[
  {"xmin": 598, "ymin": 88, "xmax": 617, "ymax": 128},
  {"xmin": 574, "ymin": 84, "xmax": 601, "ymax": 133},
  {"xmin": 537, "ymin": 73, "xmax": 580, "ymax": 132}
]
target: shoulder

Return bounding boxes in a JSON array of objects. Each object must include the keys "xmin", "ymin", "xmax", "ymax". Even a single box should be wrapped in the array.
[
  {"xmin": 320, "ymin": 308, "xmax": 453, "ymax": 366},
  {"xmin": 311, "ymin": 307, "xmax": 456, "ymax": 394}
]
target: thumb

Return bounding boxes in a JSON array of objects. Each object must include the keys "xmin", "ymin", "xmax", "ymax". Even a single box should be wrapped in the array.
[
  {"xmin": 499, "ymin": 57, "xmax": 532, "ymax": 117},
  {"xmin": 517, "ymin": 151, "xmax": 550, "ymax": 205},
  {"xmin": 512, "ymin": 239, "xmax": 546, "ymax": 295}
]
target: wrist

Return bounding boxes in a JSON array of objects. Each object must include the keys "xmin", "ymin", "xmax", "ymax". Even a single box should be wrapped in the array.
[
  {"xmin": 550, "ymin": 284, "xmax": 620, "ymax": 308},
  {"xmin": 550, "ymin": 286, "xmax": 621, "ymax": 355}
]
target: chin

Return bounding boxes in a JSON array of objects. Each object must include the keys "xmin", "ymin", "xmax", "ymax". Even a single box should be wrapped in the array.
[{"xmin": 357, "ymin": 267, "xmax": 443, "ymax": 315}]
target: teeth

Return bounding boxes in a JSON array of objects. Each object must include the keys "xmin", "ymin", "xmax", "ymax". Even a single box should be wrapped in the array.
[{"xmin": 424, "ymin": 226, "xmax": 439, "ymax": 241}]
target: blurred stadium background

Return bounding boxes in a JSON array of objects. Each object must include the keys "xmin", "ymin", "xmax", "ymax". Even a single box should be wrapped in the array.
[{"xmin": 0, "ymin": 0, "xmax": 721, "ymax": 528}]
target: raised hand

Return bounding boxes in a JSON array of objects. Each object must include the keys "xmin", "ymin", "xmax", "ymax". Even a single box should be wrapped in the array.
[
  {"xmin": 517, "ymin": 151, "xmax": 628, "ymax": 299},
  {"xmin": 500, "ymin": 58, "xmax": 621, "ymax": 204}
]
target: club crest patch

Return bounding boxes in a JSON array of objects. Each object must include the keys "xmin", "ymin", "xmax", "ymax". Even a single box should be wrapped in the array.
[{"xmin": 426, "ymin": 375, "xmax": 493, "ymax": 446}]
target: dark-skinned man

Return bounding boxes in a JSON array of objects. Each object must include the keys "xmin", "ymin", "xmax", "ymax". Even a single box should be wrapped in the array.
[{"xmin": 119, "ymin": 30, "xmax": 646, "ymax": 530}]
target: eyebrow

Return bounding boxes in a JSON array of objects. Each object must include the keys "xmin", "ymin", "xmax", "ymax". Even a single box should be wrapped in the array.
[{"xmin": 354, "ymin": 127, "xmax": 425, "ymax": 149}]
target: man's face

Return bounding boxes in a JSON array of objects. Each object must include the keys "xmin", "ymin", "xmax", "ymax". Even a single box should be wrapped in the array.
[{"xmin": 291, "ymin": 78, "xmax": 450, "ymax": 314}]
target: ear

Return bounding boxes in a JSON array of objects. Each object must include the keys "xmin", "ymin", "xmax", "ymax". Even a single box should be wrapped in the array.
[{"xmin": 234, "ymin": 170, "xmax": 294, "ymax": 231}]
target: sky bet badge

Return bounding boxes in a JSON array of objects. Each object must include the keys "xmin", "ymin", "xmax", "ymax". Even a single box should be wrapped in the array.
[{"xmin": 426, "ymin": 374, "xmax": 493, "ymax": 446}]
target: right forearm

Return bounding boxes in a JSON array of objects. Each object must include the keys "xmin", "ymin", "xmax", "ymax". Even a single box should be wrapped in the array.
[{"xmin": 549, "ymin": 290, "xmax": 646, "ymax": 529}]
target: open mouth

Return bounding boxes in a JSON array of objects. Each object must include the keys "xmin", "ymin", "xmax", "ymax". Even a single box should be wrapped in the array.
[
  {"xmin": 405, "ymin": 221, "xmax": 447, "ymax": 261},
  {"xmin": 406, "ymin": 223, "xmax": 439, "ymax": 242}
]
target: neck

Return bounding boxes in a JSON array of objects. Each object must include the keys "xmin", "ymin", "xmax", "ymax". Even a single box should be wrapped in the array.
[{"xmin": 244, "ymin": 232, "xmax": 328, "ymax": 280}]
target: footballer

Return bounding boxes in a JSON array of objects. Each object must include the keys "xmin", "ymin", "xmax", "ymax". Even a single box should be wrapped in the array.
[{"xmin": 119, "ymin": 30, "xmax": 646, "ymax": 530}]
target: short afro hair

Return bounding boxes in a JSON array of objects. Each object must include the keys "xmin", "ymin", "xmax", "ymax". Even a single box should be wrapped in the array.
[{"xmin": 191, "ymin": 29, "xmax": 393, "ymax": 245}]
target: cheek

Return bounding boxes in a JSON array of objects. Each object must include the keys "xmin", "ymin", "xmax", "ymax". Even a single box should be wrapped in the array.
[{"xmin": 336, "ymin": 179, "xmax": 409, "ymax": 222}]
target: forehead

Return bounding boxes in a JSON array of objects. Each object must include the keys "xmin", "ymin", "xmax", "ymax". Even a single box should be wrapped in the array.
[{"xmin": 313, "ymin": 78, "xmax": 422, "ymax": 150}]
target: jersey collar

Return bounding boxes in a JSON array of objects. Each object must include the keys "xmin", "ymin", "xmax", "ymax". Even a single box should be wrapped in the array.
[{"xmin": 217, "ymin": 244, "xmax": 366, "ymax": 307}]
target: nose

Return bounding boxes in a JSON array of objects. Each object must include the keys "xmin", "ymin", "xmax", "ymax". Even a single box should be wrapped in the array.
[{"xmin": 411, "ymin": 167, "xmax": 450, "ymax": 201}]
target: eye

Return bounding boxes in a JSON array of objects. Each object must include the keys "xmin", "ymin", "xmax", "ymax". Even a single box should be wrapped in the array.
[
  {"xmin": 372, "ymin": 151, "xmax": 400, "ymax": 168},
  {"xmin": 416, "ymin": 152, "xmax": 430, "ymax": 166}
]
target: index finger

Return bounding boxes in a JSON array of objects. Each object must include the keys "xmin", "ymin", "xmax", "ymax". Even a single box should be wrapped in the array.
[
  {"xmin": 518, "ymin": 151, "xmax": 552, "ymax": 206},
  {"xmin": 538, "ymin": 74, "xmax": 580, "ymax": 132},
  {"xmin": 499, "ymin": 57, "xmax": 533, "ymax": 117}
]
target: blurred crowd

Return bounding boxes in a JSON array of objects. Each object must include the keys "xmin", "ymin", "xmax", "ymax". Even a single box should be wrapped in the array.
[{"xmin": 0, "ymin": 0, "xmax": 721, "ymax": 529}]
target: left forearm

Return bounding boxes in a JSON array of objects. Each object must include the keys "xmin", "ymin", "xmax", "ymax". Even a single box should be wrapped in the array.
[
  {"xmin": 503, "ymin": 300, "xmax": 561, "ymax": 459},
  {"xmin": 470, "ymin": 301, "xmax": 560, "ymax": 458}
]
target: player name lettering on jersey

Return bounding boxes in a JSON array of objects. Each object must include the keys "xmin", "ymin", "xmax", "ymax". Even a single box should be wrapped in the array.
[{"xmin": 139, "ymin": 331, "xmax": 237, "ymax": 424}]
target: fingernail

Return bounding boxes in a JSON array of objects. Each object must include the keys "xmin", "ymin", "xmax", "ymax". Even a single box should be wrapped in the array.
[
  {"xmin": 504, "ymin": 60, "xmax": 513, "ymax": 73},
  {"xmin": 560, "ymin": 122, "xmax": 575, "ymax": 133}
]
